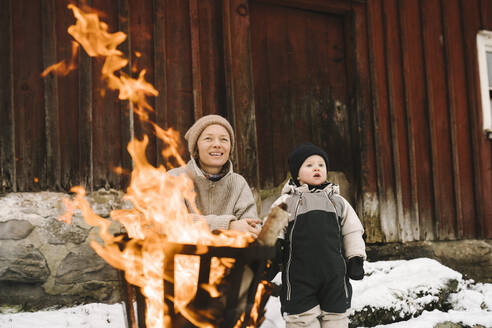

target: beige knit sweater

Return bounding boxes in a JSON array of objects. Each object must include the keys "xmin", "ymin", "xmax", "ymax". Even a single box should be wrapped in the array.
[{"xmin": 168, "ymin": 158, "xmax": 258, "ymax": 231}]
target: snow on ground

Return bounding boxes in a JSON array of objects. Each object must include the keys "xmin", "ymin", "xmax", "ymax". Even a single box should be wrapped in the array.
[{"xmin": 1, "ymin": 258, "xmax": 491, "ymax": 328}]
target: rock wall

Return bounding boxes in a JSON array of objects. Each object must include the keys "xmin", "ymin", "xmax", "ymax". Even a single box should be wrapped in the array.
[{"xmin": 0, "ymin": 190, "xmax": 126, "ymax": 311}]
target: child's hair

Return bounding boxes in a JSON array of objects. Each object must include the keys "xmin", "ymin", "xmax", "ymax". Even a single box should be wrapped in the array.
[{"xmin": 287, "ymin": 143, "xmax": 329, "ymax": 186}]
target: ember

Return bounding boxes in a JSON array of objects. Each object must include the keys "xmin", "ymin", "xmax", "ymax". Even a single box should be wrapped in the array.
[{"xmin": 53, "ymin": 4, "xmax": 288, "ymax": 328}]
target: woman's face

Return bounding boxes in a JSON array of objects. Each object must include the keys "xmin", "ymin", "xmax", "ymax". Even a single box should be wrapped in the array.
[{"xmin": 196, "ymin": 124, "xmax": 231, "ymax": 174}]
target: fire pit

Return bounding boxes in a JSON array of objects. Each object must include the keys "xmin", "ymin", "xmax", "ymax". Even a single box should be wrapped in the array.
[{"xmin": 120, "ymin": 240, "xmax": 276, "ymax": 328}]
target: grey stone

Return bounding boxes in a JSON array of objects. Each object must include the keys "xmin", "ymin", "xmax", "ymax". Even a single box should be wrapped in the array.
[
  {"xmin": 0, "ymin": 245, "xmax": 50, "ymax": 283},
  {"xmin": 366, "ymin": 240, "xmax": 492, "ymax": 283},
  {"xmin": 0, "ymin": 281, "xmax": 122, "ymax": 312},
  {"xmin": 0, "ymin": 220, "xmax": 34, "ymax": 240},
  {"xmin": 349, "ymin": 279, "xmax": 458, "ymax": 327},
  {"xmin": 42, "ymin": 219, "xmax": 90, "ymax": 245},
  {"xmin": 55, "ymin": 245, "xmax": 119, "ymax": 284}
]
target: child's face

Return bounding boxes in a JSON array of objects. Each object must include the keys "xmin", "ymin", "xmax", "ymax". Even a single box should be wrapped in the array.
[{"xmin": 297, "ymin": 155, "xmax": 327, "ymax": 186}]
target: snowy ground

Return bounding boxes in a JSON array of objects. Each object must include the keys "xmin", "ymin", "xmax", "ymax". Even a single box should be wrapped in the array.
[{"xmin": 1, "ymin": 258, "xmax": 491, "ymax": 328}]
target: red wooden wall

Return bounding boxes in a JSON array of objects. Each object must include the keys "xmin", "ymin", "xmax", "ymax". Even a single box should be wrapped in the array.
[
  {"xmin": 1, "ymin": 0, "xmax": 491, "ymax": 242},
  {"xmin": 366, "ymin": 0, "xmax": 492, "ymax": 241}
]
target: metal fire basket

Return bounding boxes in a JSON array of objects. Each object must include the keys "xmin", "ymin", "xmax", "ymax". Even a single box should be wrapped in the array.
[{"xmin": 120, "ymin": 240, "xmax": 276, "ymax": 328}]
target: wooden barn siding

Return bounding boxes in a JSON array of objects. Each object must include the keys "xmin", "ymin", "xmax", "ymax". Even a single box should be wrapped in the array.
[
  {"xmin": 367, "ymin": 0, "xmax": 492, "ymax": 240},
  {"xmin": 0, "ymin": 0, "xmax": 230, "ymax": 192},
  {"xmin": 2, "ymin": 0, "xmax": 492, "ymax": 241}
]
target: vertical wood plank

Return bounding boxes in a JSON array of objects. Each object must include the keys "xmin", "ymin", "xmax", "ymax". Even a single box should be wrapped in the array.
[
  {"xmin": 366, "ymin": 0, "xmax": 397, "ymax": 242},
  {"xmin": 0, "ymin": 0, "xmax": 15, "ymax": 192},
  {"xmin": 250, "ymin": 1, "xmax": 276, "ymax": 188},
  {"xmin": 91, "ymin": 1, "xmax": 124, "ymax": 189},
  {"xmin": 128, "ymin": 0, "xmax": 156, "ymax": 167},
  {"xmin": 353, "ymin": 3, "xmax": 380, "ymax": 237},
  {"xmin": 189, "ymin": 0, "xmax": 203, "ymax": 120},
  {"xmin": 42, "ymin": 0, "xmax": 61, "ymax": 190},
  {"xmin": 399, "ymin": 0, "xmax": 434, "ymax": 241},
  {"xmin": 481, "ymin": 0, "xmax": 492, "ymax": 238},
  {"xmin": 223, "ymin": 0, "xmax": 260, "ymax": 187},
  {"xmin": 117, "ymin": 0, "xmax": 133, "ymax": 189},
  {"xmin": 12, "ymin": 0, "xmax": 46, "ymax": 191},
  {"xmin": 461, "ymin": 0, "xmax": 489, "ymax": 238},
  {"xmin": 441, "ymin": 0, "xmax": 478, "ymax": 238},
  {"xmin": 382, "ymin": 0, "xmax": 412, "ymax": 241},
  {"xmin": 56, "ymin": 0, "xmax": 81, "ymax": 190},
  {"xmin": 165, "ymin": 0, "xmax": 194, "ymax": 135},
  {"xmin": 198, "ymin": 0, "xmax": 227, "ymax": 117},
  {"xmin": 78, "ymin": 1, "xmax": 93, "ymax": 191},
  {"xmin": 153, "ymin": 0, "xmax": 172, "ymax": 166},
  {"xmin": 421, "ymin": 0, "xmax": 457, "ymax": 240},
  {"xmin": 476, "ymin": 0, "xmax": 492, "ymax": 238}
]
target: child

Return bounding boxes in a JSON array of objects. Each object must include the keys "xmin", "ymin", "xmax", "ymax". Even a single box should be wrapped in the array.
[{"xmin": 273, "ymin": 143, "xmax": 366, "ymax": 328}]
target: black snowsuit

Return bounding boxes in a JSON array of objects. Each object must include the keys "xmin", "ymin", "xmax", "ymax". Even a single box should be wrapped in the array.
[{"xmin": 275, "ymin": 182, "xmax": 365, "ymax": 315}]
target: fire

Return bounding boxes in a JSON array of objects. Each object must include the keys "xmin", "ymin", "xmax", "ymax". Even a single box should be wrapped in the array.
[
  {"xmin": 41, "ymin": 41, "xmax": 79, "ymax": 77},
  {"xmin": 53, "ymin": 4, "xmax": 267, "ymax": 328}
]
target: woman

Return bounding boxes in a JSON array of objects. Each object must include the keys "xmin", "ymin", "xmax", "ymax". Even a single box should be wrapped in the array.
[{"xmin": 169, "ymin": 114, "xmax": 262, "ymax": 237}]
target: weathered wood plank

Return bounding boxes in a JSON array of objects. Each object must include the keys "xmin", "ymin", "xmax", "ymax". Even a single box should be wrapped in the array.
[
  {"xmin": 399, "ymin": 0, "xmax": 433, "ymax": 241},
  {"xmin": 421, "ymin": 0, "xmax": 457, "ymax": 240},
  {"xmin": 441, "ymin": 0, "xmax": 478, "ymax": 238},
  {"xmin": 461, "ymin": 0, "xmax": 487, "ymax": 238},
  {"xmin": 12, "ymin": 0, "xmax": 46, "ymax": 191},
  {"xmin": 366, "ymin": 0, "xmax": 395, "ymax": 243},
  {"xmin": 117, "ymin": 0, "xmax": 133, "ymax": 188},
  {"xmin": 253, "ymin": 0, "xmax": 353, "ymax": 14},
  {"xmin": 189, "ymin": 0, "xmax": 203, "ymax": 120},
  {"xmin": 78, "ymin": 0, "xmax": 93, "ymax": 191},
  {"xmin": 223, "ymin": 0, "xmax": 260, "ymax": 187},
  {"xmin": 352, "ymin": 4, "xmax": 382, "ymax": 241},
  {"xmin": 164, "ymin": 0, "xmax": 194, "ymax": 136},
  {"xmin": 476, "ymin": 0, "xmax": 492, "ymax": 238},
  {"xmin": 42, "ymin": 0, "xmax": 61, "ymax": 190},
  {"xmin": 380, "ymin": 0, "xmax": 411, "ymax": 241},
  {"xmin": 197, "ymin": 0, "xmax": 226, "ymax": 117},
  {"xmin": 56, "ymin": 0, "xmax": 81, "ymax": 190},
  {"xmin": 284, "ymin": 6, "xmax": 310, "ymax": 185},
  {"xmin": 90, "ymin": 0, "xmax": 121, "ymax": 189},
  {"xmin": 0, "ymin": 0, "xmax": 15, "ymax": 192},
  {"xmin": 129, "ymin": 0, "xmax": 156, "ymax": 167},
  {"xmin": 249, "ymin": 1, "xmax": 276, "ymax": 188}
]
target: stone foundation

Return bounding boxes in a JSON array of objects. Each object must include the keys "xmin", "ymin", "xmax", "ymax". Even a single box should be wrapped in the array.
[
  {"xmin": 367, "ymin": 239, "xmax": 492, "ymax": 283},
  {"xmin": 0, "ymin": 190, "xmax": 490, "ymax": 312},
  {"xmin": 0, "ymin": 191, "xmax": 125, "ymax": 311}
]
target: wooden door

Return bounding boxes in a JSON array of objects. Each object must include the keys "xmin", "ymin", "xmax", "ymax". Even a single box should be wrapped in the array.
[{"xmin": 249, "ymin": 0, "xmax": 358, "ymax": 200}]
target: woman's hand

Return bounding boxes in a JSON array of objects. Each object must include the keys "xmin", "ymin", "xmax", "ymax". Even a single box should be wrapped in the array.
[{"xmin": 229, "ymin": 218, "xmax": 262, "ymax": 237}]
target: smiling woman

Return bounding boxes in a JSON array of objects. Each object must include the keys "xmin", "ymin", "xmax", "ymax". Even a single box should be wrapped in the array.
[{"xmin": 168, "ymin": 115, "xmax": 262, "ymax": 237}]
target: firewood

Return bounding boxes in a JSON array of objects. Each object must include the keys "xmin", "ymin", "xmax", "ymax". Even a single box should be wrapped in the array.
[{"xmin": 256, "ymin": 203, "xmax": 289, "ymax": 247}]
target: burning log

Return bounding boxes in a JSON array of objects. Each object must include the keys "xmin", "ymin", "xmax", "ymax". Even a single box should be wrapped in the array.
[{"xmin": 257, "ymin": 203, "xmax": 289, "ymax": 247}]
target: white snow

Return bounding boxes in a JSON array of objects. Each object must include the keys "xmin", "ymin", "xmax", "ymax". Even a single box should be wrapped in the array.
[{"xmin": 1, "ymin": 258, "xmax": 491, "ymax": 328}]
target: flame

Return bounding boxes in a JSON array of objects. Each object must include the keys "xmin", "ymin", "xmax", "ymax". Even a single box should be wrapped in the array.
[
  {"xmin": 41, "ymin": 41, "xmax": 79, "ymax": 77},
  {"xmin": 55, "ymin": 4, "xmax": 266, "ymax": 328},
  {"xmin": 233, "ymin": 281, "xmax": 271, "ymax": 328}
]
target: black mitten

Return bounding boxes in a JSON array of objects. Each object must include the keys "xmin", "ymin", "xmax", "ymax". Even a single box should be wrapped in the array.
[
  {"xmin": 265, "ymin": 238, "xmax": 285, "ymax": 281},
  {"xmin": 347, "ymin": 256, "xmax": 365, "ymax": 280}
]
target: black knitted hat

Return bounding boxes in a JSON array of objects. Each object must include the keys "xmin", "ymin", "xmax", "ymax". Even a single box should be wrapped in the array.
[{"xmin": 288, "ymin": 143, "xmax": 329, "ymax": 186}]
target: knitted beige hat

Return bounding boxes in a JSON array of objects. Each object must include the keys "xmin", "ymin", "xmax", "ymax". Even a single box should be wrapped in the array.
[{"xmin": 184, "ymin": 114, "xmax": 235, "ymax": 157}]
